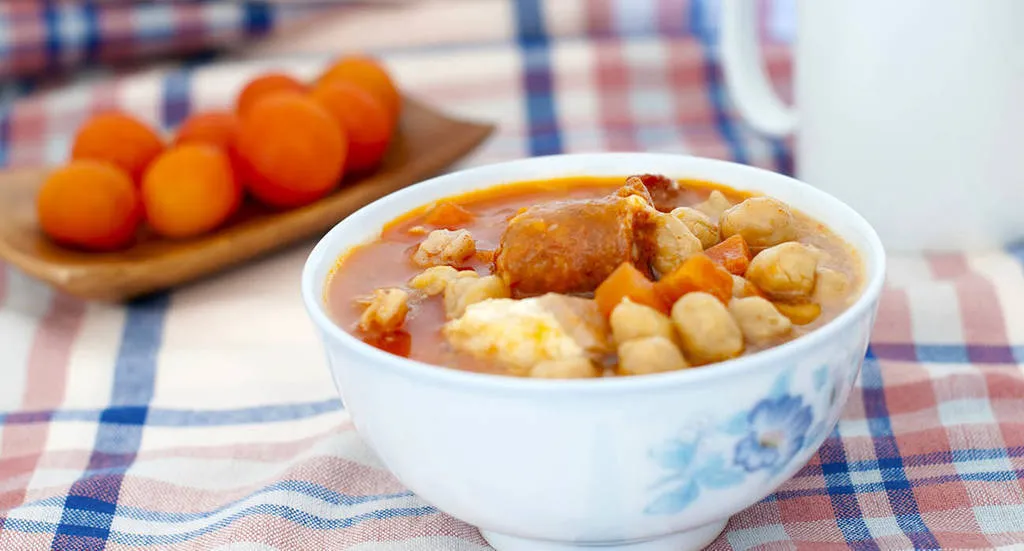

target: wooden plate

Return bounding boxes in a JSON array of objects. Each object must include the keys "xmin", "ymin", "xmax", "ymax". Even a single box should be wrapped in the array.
[{"xmin": 0, "ymin": 97, "xmax": 494, "ymax": 302}]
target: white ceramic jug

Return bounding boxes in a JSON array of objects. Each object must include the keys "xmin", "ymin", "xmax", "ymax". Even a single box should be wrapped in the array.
[{"xmin": 720, "ymin": 0, "xmax": 1024, "ymax": 252}]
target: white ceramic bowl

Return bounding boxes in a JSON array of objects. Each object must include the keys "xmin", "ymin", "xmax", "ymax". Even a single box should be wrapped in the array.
[{"xmin": 301, "ymin": 153, "xmax": 886, "ymax": 551}]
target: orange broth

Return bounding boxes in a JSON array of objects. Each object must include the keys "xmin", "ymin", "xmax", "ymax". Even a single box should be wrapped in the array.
[{"xmin": 325, "ymin": 176, "xmax": 860, "ymax": 374}]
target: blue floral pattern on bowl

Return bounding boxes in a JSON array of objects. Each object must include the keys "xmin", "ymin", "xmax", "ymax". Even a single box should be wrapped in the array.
[
  {"xmin": 644, "ymin": 366, "xmax": 844, "ymax": 516},
  {"xmin": 733, "ymin": 395, "xmax": 812, "ymax": 473}
]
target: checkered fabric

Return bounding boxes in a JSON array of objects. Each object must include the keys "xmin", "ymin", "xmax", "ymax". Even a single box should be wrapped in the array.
[
  {"xmin": 0, "ymin": 1, "xmax": 341, "ymax": 81},
  {"xmin": 2, "ymin": 0, "xmax": 1024, "ymax": 549}
]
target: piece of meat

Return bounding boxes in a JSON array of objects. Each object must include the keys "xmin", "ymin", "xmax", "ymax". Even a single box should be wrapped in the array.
[
  {"xmin": 628, "ymin": 174, "xmax": 683, "ymax": 212},
  {"xmin": 442, "ymin": 297, "xmax": 587, "ymax": 376},
  {"xmin": 615, "ymin": 176, "xmax": 656, "ymax": 204},
  {"xmin": 441, "ymin": 294, "xmax": 612, "ymax": 376},
  {"xmin": 493, "ymin": 188, "xmax": 654, "ymax": 296},
  {"xmin": 535, "ymin": 293, "xmax": 613, "ymax": 357},
  {"xmin": 411, "ymin": 229, "xmax": 476, "ymax": 268}
]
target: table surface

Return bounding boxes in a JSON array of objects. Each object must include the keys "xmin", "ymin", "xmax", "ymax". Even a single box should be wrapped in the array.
[{"xmin": 2, "ymin": 1, "xmax": 1024, "ymax": 550}]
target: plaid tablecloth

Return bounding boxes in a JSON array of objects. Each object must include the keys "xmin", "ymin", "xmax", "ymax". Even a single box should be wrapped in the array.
[
  {"xmin": 0, "ymin": 1, "xmax": 343, "ymax": 81},
  {"xmin": 2, "ymin": 1, "xmax": 1024, "ymax": 549}
]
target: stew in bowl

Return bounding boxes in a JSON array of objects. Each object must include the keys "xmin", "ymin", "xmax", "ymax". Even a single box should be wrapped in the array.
[
  {"xmin": 301, "ymin": 153, "xmax": 885, "ymax": 551},
  {"xmin": 326, "ymin": 173, "xmax": 864, "ymax": 378}
]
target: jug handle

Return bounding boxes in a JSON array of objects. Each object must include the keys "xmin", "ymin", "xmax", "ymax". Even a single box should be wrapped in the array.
[{"xmin": 719, "ymin": 0, "xmax": 798, "ymax": 136}]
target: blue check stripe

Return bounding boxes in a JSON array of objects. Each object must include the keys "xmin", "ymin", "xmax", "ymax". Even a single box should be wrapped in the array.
[
  {"xmin": 1009, "ymin": 241, "xmax": 1024, "ymax": 269},
  {"xmin": 0, "ymin": 399, "xmax": 343, "ymax": 426},
  {"xmin": 0, "ymin": 108, "xmax": 8, "ymax": 167},
  {"xmin": 780, "ymin": 469, "xmax": 1024, "ymax": 502},
  {"xmin": 50, "ymin": 76, "xmax": 188, "ymax": 545},
  {"xmin": 770, "ymin": 138, "xmax": 793, "ymax": 176},
  {"xmin": 515, "ymin": 0, "xmax": 563, "ymax": 156},
  {"xmin": 7, "ymin": 505, "xmax": 438, "ymax": 546},
  {"xmin": 690, "ymin": 0, "xmax": 748, "ymax": 166},
  {"xmin": 805, "ymin": 447, "xmax": 1024, "ymax": 478},
  {"xmin": 857, "ymin": 349, "xmax": 941, "ymax": 549},
  {"xmin": 82, "ymin": 3, "xmax": 101, "ymax": 65},
  {"xmin": 817, "ymin": 419, "xmax": 874, "ymax": 546},
  {"xmin": 20, "ymin": 484, "xmax": 414, "ymax": 522},
  {"xmin": 42, "ymin": 3, "xmax": 61, "ymax": 73},
  {"xmin": 51, "ymin": 293, "xmax": 169, "ymax": 549},
  {"xmin": 243, "ymin": 1, "xmax": 275, "ymax": 36},
  {"xmin": 163, "ymin": 68, "xmax": 192, "ymax": 127}
]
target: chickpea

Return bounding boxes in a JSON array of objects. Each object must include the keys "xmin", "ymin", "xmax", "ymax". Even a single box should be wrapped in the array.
[
  {"xmin": 719, "ymin": 197, "xmax": 797, "ymax": 249},
  {"xmin": 530, "ymin": 357, "xmax": 601, "ymax": 379},
  {"xmin": 411, "ymin": 229, "xmax": 476, "ymax": 268},
  {"xmin": 618, "ymin": 336, "xmax": 688, "ymax": 375},
  {"xmin": 670, "ymin": 292, "xmax": 744, "ymax": 365},
  {"xmin": 695, "ymin": 190, "xmax": 733, "ymax": 218},
  {"xmin": 728, "ymin": 296, "xmax": 792, "ymax": 344},
  {"xmin": 814, "ymin": 267, "xmax": 852, "ymax": 305},
  {"xmin": 746, "ymin": 242, "xmax": 819, "ymax": 300},
  {"xmin": 610, "ymin": 298, "xmax": 676, "ymax": 344},
  {"xmin": 730, "ymin": 274, "xmax": 758, "ymax": 298},
  {"xmin": 670, "ymin": 207, "xmax": 719, "ymax": 249},
  {"xmin": 358, "ymin": 288, "xmax": 410, "ymax": 332},
  {"xmin": 444, "ymin": 275, "xmax": 510, "ymax": 319},
  {"xmin": 774, "ymin": 301, "xmax": 822, "ymax": 326},
  {"xmin": 650, "ymin": 212, "xmax": 703, "ymax": 276},
  {"xmin": 409, "ymin": 266, "xmax": 477, "ymax": 296}
]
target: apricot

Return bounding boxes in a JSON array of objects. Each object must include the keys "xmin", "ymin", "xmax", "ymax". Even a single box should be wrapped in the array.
[
  {"xmin": 318, "ymin": 55, "xmax": 401, "ymax": 121},
  {"xmin": 173, "ymin": 110, "xmax": 245, "ymax": 175},
  {"xmin": 37, "ymin": 160, "xmax": 142, "ymax": 251},
  {"xmin": 142, "ymin": 144, "xmax": 241, "ymax": 239},
  {"xmin": 309, "ymin": 80, "xmax": 394, "ymax": 173},
  {"xmin": 236, "ymin": 73, "xmax": 307, "ymax": 117},
  {"xmin": 71, "ymin": 112, "xmax": 165, "ymax": 184},
  {"xmin": 173, "ymin": 111, "xmax": 240, "ymax": 150},
  {"xmin": 234, "ymin": 94, "xmax": 347, "ymax": 208}
]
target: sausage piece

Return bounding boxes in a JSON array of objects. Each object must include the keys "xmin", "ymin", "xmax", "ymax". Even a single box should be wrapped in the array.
[{"xmin": 493, "ymin": 188, "xmax": 654, "ymax": 296}]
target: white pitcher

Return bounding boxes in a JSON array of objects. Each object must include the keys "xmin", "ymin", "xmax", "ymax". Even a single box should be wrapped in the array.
[{"xmin": 719, "ymin": 0, "xmax": 1024, "ymax": 252}]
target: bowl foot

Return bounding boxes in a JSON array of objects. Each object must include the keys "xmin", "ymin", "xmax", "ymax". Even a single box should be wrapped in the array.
[{"xmin": 480, "ymin": 519, "xmax": 727, "ymax": 551}]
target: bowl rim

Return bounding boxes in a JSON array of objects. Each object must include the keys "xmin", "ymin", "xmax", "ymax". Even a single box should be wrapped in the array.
[{"xmin": 301, "ymin": 152, "xmax": 886, "ymax": 395}]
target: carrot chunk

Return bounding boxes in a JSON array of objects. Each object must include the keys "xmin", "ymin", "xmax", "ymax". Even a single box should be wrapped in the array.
[
  {"xmin": 654, "ymin": 254, "xmax": 733, "ymax": 306},
  {"xmin": 425, "ymin": 201, "xmax": 475, "ymax": 229},
  {"xmin": 705, "ymin": 235, "xmax": 753, "ymax": 275},
  {"xmin": 595, "ymin": 262, "xmax": 666, "ymax": 317}
]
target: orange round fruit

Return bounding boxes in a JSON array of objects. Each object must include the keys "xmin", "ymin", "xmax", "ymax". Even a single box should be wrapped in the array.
[
  {"xmin": 173, "ymin": 111, "xmax": 240, "ymax": 150},
  {"xmin": 234, "ymin": 94, "xmax": 347, "ymax": 208},
  {"xmin": 141, "ymin": 144, "xmax": 241, "ymax": 239},
  {"xmin": 173, "ymin": 110, "xmax": 245, "ymax": 175},
  {"xmin": 71, "ymin": 113, "xmax": 165, "ymax": 184},
  {"xmin": 317, "ymin": 55, "xmax": 401, "ymax": 121},
  {"xmin": 37, "ymin": 160, "xmax": 142, "ymax": 251},
  {"xmin": 309, "ymin": 80, "xmax": 394, "ymax": 174},
  {"xmin": 236, "ymin": 73, "xmax": 307, "ymax": 117}
]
